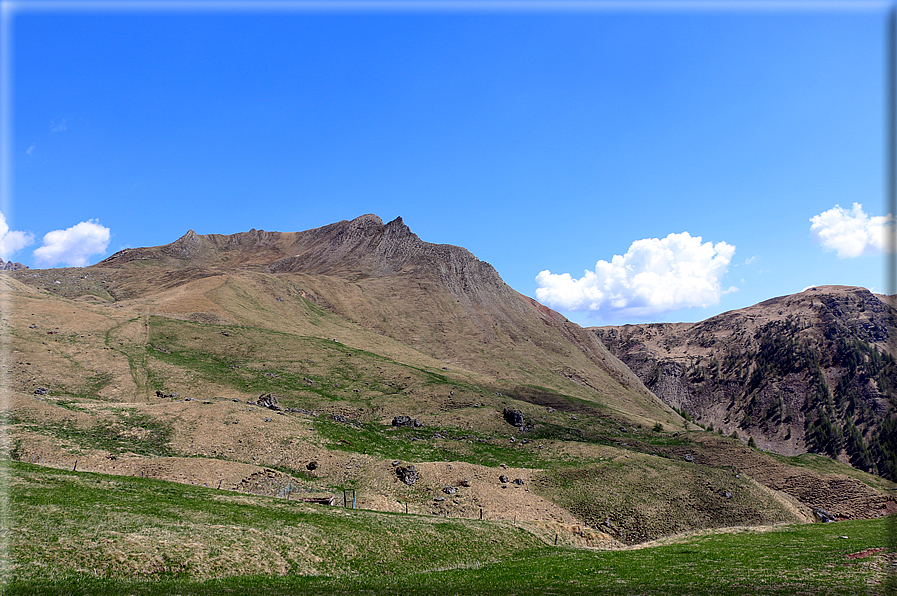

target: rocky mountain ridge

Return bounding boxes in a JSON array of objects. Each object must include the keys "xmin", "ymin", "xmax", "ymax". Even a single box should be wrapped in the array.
[{"xmin": 592, "ymin": 285, "xmax": 897, "ymax": 479}]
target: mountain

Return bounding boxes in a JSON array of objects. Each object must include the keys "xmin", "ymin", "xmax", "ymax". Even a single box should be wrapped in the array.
[
  {"xmin": 592, "ymin": 285, "xmax": 897, "ymax": 479},
  {"xmin": 92, "ymin": 214, "xmax": 669, "ymax": 423},
  {"xmin": 5, "ymin": 217, "xmax": 895, "ymax": 552}
]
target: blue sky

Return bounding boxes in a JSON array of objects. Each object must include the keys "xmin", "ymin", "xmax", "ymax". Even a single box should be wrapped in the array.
[{"xmin": 3, "ymin": 1, "xmax": 894, "ymax": 326}]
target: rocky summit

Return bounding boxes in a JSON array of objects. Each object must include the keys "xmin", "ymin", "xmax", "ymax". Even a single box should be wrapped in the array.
[{"xmin": 5, "ymin": 216, "xmax": 895, "ymax": 551}]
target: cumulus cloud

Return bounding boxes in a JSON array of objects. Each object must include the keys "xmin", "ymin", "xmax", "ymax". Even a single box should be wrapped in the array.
[
  {"xmin": 535, "ymin": 232, "xmax": 736, "ymax": 319},
  {"xmin": 810, "ymin": 203, "xmax": 894, "ymax": 258},
  {"xmin": 0, "ymin": 211, "xmax": 35, "ymax": 261},
  {"xmin": 33, "ymin": 219, "xmax": 110, "ymax": 267}
]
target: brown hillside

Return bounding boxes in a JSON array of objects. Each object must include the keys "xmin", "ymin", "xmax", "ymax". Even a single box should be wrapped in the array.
[{"xmin": 86, "ymin": 214, "xmax": 673, "ymax": 425}]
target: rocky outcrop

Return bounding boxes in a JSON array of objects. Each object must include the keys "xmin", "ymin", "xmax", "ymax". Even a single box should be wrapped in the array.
[
  {"xmin": 0, "ymin": 259, "xmax": 27, "ymax": 270},
  {"xmin": 503, "ymin": 408, "xmax": 524, "ymax": 427}
]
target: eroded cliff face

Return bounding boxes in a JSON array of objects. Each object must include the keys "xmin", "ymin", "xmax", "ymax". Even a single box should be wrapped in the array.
[{"xmin": 593, "ymin": 286, "xmax": 897, "ymax": 478}]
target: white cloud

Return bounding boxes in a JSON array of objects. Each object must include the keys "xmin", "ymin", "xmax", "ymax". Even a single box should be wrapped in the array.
[
  {"xmin": 810, "ymin": 203, "xmax": 894, "ymax": 258},
  {"xmin": 0, "ymin": 211, "xmax": 35, "ymax": 261},
  {"xmin": 50, "ymin": 118, "xmax": 67, "ymax": 133},
  {"xmin": 535, "ymin": 232, "xmax": 736, "ymax": 319},
  {"xmin": 26, "ymin": 143, "xmax": 35, "ymax": 155},
  {"xmin": 33, "ymin": 220, "xmax": 110, "ymax": 267}
]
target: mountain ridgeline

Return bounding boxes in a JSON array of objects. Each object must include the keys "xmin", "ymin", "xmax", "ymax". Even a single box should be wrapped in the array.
[{"xmin": 593, "ymin": 286, "xmax": 897, "ymax": 480}]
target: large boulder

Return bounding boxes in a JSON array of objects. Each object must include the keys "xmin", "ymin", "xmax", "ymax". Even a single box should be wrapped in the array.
[{"xmin": 396, "ymin": 465, "xmax": 419, "ymax": 486}]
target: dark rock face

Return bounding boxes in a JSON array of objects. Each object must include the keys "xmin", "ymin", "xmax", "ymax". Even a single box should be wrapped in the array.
[
  {"xmin": 392, "ymin": 415, "xmax": 423, "ymax": 428},
  {"xmin": 592, "ymin": 285, "xmax": 897, "ymax": 480},
  {"xmin": 503, "ymin": 408, "xmax": 525, "ymax": 427},
  {"xmin": 396, "ymin": 465, "xmax": 418, "ymax": 486}
]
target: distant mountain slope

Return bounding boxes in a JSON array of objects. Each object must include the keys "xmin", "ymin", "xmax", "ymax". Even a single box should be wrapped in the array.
[
  {"xmin": 90, "ymin": 214, "xmax": 677, "ymax": 426},
  {"xmin": 592, "ymin": 286, "xmax": 897, "ymax": 479}
]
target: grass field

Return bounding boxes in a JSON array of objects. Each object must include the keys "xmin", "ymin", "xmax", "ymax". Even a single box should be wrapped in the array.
[{"xmin": 5, "ymin": 460, "xmax": 894, "ymax": 595}]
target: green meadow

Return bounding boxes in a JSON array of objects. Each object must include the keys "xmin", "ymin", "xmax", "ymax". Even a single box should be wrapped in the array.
[{"xmin": 5, "ymin": 460, "xmax": 893, "ymax": 596}]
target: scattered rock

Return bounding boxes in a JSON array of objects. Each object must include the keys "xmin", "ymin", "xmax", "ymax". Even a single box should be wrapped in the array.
[
  {"xmin": 512, "ymin": 478, "xmax": 524, "ymax": 485},
  {"xmin": 332, "ymin": 414, "xmax": 363, "ymax": 428},
  {"xmin": 718, "ymin": 490, "xmax": 732, "ymax": 499},
  {"xmin": 499, "ymin": 474, "xmax": 509, "ymax": 483},
  {"xmin": 459, "ymin": 478, "xmax": 471, "ymax": 487},
  {"xmin": 684, "ymin": 453, "xmax": 695, "ymax": 463},
  {"xmin": 306, "ymin": 461, "xmax": 318, "ymax": 471},
  {"xmin": 442, "ymin": 486, "xmax": 457, "ymax": 495},
  {"xmin": 33, "ymin": 387, "xmax": 49, "ymax": 395},
  {"xmin": 813, "ymin": 507, "xmax": 837, "ymax": 523}
]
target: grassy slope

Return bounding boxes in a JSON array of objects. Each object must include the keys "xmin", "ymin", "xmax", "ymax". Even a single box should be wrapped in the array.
[
  {"xmin": 6, "ymin": 461, "xmax": 894, "ymax": 596},
  {"xmin": 10, "ymin": 297, "xmax": 894, "ymax": 537}
]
